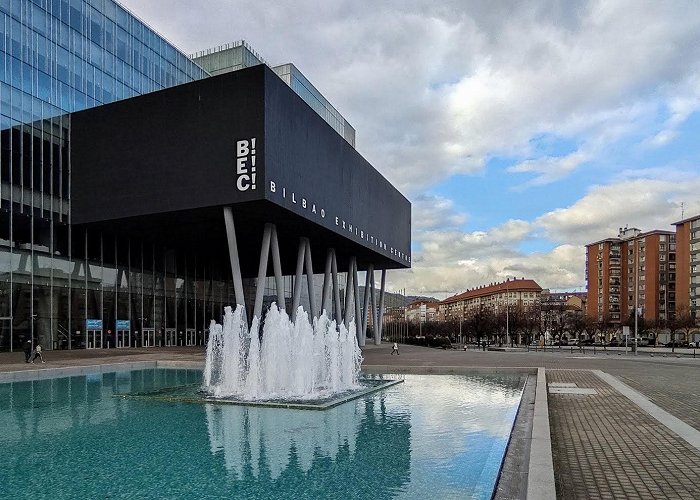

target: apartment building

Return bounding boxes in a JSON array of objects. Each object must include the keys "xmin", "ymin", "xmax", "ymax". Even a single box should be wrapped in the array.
[
  {"xmin": 585, "ymin": 238, "xmax": 623, "ymax": 323},
  {"xmin": 673, "ymin": 214, "xmax": 700, "ymax": 322},
  {"xmin": 438, "ymin": 278, "xmax": 542, "ymax": 320},
  {"xmin": 405, "ymin": 300, "xmax": 439, "ymax": 323},
  {"xmin": 586, "ymin": 227, "xmax": 676, "ymax": 324}
]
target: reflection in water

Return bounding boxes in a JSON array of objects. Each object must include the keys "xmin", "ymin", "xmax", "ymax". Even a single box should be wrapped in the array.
[
  {"xmin": 205, "ymin": 401, "xmax": 360, "ymax": 479},
  {"xmin": 201, "ymin": 392, "xmax": 413, "ymax": 499}
]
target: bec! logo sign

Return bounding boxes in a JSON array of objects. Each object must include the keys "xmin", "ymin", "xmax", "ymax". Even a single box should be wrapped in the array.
[{"xmin": 236, "ymin": 138, "xmax": 257, "ymax": 191}]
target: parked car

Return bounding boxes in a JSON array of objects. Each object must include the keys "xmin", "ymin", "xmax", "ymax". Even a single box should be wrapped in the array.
[{"xmin": 664, "ymin": 340, "xmax": 689, "ymax": 348}]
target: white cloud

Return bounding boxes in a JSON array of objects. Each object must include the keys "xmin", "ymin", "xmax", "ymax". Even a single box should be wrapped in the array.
[
  {"xmin": 537, "ymin": 175, "xmax": 700, "ymax": 246},
  {"xmin": 119, "ymin": 0, "xmax": 700, "ymax": 193},
  {"xmin": 508, "ymin": 150, "xmax": 591, "ymax": 189},
  {"xmin": 117, "ymin": 1, "xmax": 700, "ymax": 297}
]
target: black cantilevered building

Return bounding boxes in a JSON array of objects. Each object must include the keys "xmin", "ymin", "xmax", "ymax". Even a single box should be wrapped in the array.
[{"xmin": 0, "ymin": 2, "xmax": 410, "ymax": 352}]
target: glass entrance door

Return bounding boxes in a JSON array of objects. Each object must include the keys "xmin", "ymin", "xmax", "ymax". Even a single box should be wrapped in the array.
[
  {"xmin": 142, "ymin": 328, "xmax": 155, "ymax": 347},
  {"xmin": 117, "ymin": 329, "xmax": 130, "ymax": 348},
  {"xmin": 165, "ymin": 328, "xmax": 176, "ymax": 347},
  {"xmin": 86, "ymin": 329, "xmax": 103, "ymax": 349},
  {"xmin": 185, "ymin": 329, "xmax": 195, "ymax": 346}
]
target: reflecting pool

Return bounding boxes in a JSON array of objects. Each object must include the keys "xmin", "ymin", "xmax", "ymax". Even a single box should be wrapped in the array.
[{"xmin": 0, "ymin": 369, "xmax": 524, "ymax": 499}]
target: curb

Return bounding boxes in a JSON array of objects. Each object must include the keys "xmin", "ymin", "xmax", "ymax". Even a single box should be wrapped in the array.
[{"xmin": 527, "ymin": 367, "xmax": 556, "ymax": 499}]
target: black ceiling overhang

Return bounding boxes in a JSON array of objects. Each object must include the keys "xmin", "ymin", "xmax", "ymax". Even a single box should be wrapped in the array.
[{"xmin": 75, "ymin": 201, "xmax": 405, "ymax": 278}]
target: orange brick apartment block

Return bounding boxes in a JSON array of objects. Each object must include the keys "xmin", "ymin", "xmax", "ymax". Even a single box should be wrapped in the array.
[
  {"xmin": 586, "ymin": 226, "xmax": 679, "ymax": 324},
  {"xmin": 673, "ymin": 214, "xmax": 700, "ymax": 321},
  {"xmin": 438, "ymin": 278, "xmax": 542, "ymax": 321}
]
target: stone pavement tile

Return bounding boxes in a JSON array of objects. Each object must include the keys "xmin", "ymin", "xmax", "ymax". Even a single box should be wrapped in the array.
[
  {"xmin": 547, "ymin": 370, "xmax": 700, "ymax": 500},
  {"xmin": 604, "ymin": 364, "xmax": 700, "ymax": 432}
]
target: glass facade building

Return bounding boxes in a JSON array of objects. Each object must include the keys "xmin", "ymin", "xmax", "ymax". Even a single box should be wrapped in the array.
[
  {"xmin": 0, "ymin": 0, "xmax": 219, "ymax": 352},
  {"xmin": 0, "ymin": 1, "xmax": 361, "ymax": 353},
  {"xmin": 192, "ymin": 41, "xmax": 356, "ymax": 148}
]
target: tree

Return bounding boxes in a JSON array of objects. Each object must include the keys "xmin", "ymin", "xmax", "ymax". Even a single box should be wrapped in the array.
[
  {"xmin": 520, "ymin": 306, "xmax": 541, "ymax": 346},
  {"xmin": 623, "ymin": 309, "xmax": 646, "ymax": 337},
  {"xmin": 565, "ymin": 311, "xmax": 588, "ymax": 344},
  {"xmin": 596, "ymin": 313, "xmax": 619, "ymax": 344},
  {"xmin": 467, "ymin": 306, "xmax": 496, "ymax": 347},
  {"xmin": 674, "ymin": 304, "xmax": 697, "ymax": 347}
]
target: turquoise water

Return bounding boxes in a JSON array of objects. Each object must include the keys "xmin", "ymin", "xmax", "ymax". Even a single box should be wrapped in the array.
[{"xmin": 0, "ymin": 369, "xmax": 524, "ymax": 499}]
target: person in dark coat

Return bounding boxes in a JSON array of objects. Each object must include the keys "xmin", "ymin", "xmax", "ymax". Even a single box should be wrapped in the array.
[{"xmin": 23, "ymin": 339, "xmax": 32, "ymax": 363}]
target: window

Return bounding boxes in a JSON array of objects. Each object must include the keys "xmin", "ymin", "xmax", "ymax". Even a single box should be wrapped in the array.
[
  {"xmin": 660, "ymin": 263, "xmax": 666, "ymax": 271},
  {"xmin": 659, "ymin": 235, "xmax": 666, "ymax": 242},
  {"xmin": 659, "ymin": 244, "xmax": 666, "ymax": 251}
]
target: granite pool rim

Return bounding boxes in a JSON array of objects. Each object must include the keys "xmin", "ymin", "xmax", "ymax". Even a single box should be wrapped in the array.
[{"xmin": 114, "ymin": 378, "xmax": 404, "ymax": 411}]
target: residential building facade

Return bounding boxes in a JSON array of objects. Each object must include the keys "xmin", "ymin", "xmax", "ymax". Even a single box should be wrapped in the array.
[
  {"xmin": 438, "ymin": 278, "xmax": 542, "ymax": 321},
  {"xmin": 405, "ymin": 300, "xmax": 438, "ymax": 323},
  {"xmin": 674, "ymin": 214, "xmax": 700, "ymax": 325},
  {"xmin": 586, "ymin": 227, "xmax": 676, "ymax": 326}
]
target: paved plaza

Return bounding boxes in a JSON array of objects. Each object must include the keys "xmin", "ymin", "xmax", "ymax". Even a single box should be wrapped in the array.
[{"xmin": 2, "ymin": 344, "xmax": 699, "ymax": 499}]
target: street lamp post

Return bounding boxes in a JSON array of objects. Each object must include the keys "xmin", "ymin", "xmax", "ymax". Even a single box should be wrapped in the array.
[
  {"xmin": 505, "ymin": 277, "xmax": 513, "ymax": 346},
  {"xmin": 634, "ymin": 241, "xmax": 639, "ymax": 354}
]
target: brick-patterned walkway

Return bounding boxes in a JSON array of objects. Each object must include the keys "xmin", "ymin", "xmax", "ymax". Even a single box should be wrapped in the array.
[
  {"xmin": 606, "ymin": 365, "xmax": 700, "ymax": 432},
  {"xmin": 548, "ymin": 370, "xmax": 700, "ymax": 499}
]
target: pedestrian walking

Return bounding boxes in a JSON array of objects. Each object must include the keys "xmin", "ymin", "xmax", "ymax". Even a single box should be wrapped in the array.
[
  {"xmin": 391, "ymin": 342, "xmax": 399, "ymax": 355},
  {"xmin": 23, "ymin": 339, "xmax": 32, "ymax": 363},
  {"xmin": 31, "ymin": 344, "xmax": 45, "ymax": 364}
]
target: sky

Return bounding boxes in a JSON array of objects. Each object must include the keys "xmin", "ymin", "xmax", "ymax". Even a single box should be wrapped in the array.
[{"xmin": 120, "ymin": 0, "xmax": 700, "ymax": 299}]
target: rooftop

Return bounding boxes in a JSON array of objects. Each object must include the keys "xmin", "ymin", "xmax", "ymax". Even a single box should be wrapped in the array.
[{"xmin": 440, "ymin": 278, "xmax": 542, "ymax": 305}]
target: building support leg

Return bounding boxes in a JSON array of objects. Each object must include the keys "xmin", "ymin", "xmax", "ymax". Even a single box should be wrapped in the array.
[
  {"xmin": 269, "ymin": 225, "xmax": 285, "ymax": 313},
  {"xmin": 362, "ymin": 264, "xmax": 373, "ymax": 339},
  {"xmin": 352, "ymin": 258, "xmax": 363, "ymax": 346},
  {"xmin": 331, "ymin": 250, "xmax": 342, "ymax": 324},
  {"xmin": 223, "ymin": 207, "xmax": 245, "ymax": 309},
  {"xmin": 291, "ymin": 238, "xmax": 306, "ymax": 323},
  {"xmin": 369, "ymin": 267, "xmax": 378, "ymax": 341},
  {"xmin": 343, "ymin": 258, "xmax": 354, "ymax": 330},
  {"xmin": 321, "ymin": 249, "xmax": 333, "ymax": 316},
  {"xmin": 376, "ymin": 269, "xmax": 386, "ymax": 345},
  {"xmin": 304, "ymin": 239, "xmax": 317, "ymax": 318},
  {"xmin": 253, "ymin": 224, "xmax": 272, "ymax": 322}
]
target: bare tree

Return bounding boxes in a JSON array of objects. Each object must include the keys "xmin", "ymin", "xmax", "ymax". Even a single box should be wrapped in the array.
[{"xmin": 674, "ymin": 304, "xmax": 697, "ymax": 348}]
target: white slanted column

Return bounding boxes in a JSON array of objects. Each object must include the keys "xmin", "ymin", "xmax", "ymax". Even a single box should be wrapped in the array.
[
  {"xmin": 252, "ymin": 224, "xmax": 272, "ymax": 322},
  {"xmin": 269, "ymin": 225, "xmax": 285, "ymax": 313},
  {"xmin": 343, "ymin": 258, "xmax": 355, "ymax": 330},
  {"xmin": 223, "ymin": 207, "xmax": 245, "ymax": 309},
  {"xmin": 304, "ymin": 238, "xmax": 317, "ymax": 318},
  {"xmin": 362, "ymin": 264, "xmax": 374, "ymax": 341},
  {"xmin": 375, "ymin": 269, "xmax": 386, "ymax": 345},
  {"xmin": 370, "ymin": 267, "xmax": 378, "ymax": 342},
  {"xmin": 331, "ymin": 250, "xmax": 342, "ymax": 324},
  {"xmin": 352, "ymin": 258, "xmax": 363, "ymax": 346},
  {"xmin": 291, "ymin": 238, "xmax": 306, "ymax": 323},
  {"xmin": 321, "ymin": 249, "xmax": 333, "ymax": 315}
]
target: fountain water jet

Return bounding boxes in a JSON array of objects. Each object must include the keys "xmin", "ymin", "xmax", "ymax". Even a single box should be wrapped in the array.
[{"xmin": 203, "ymin": 304, "xmax": 363, "ymax": 401}]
